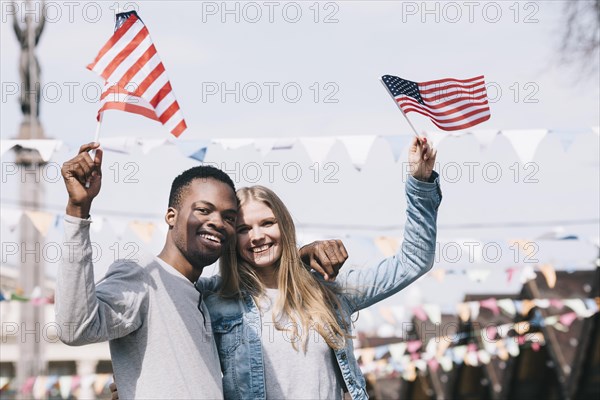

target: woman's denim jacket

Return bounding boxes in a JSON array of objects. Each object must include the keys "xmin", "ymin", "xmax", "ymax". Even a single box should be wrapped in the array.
[{"xmin": 196, "ymin": 173, "xmax": 442, "ymax": 400}]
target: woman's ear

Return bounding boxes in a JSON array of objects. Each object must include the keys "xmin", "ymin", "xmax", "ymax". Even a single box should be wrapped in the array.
[{"xmin": 165, "ymin": 207, "xmax": 177, "ymax": 228}]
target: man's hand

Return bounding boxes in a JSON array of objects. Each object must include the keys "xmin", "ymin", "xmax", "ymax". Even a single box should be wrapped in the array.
[
  {"xmin": 299, "ymin": 240, "xmax": 348, "ymax": 281},
  {"xmin": 109, "ymin": 382, "xmax": 118, "ymax": 400},
  {"xmin": 408, "ymin": 136, "xmax": 437, "ymax": 182},
  {"xmin": 61, "ymin": 142, "xmax": 103, "ymax": 218}
]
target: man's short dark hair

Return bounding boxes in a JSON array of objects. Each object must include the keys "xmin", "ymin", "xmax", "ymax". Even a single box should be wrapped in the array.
[{"xmin": 168, "ymin": 165, "xmax": 236, "ymax": 209}]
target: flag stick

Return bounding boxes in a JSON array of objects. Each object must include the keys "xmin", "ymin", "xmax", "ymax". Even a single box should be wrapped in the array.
[
  {"xmin": 380, "ymin": 79, "xmax": 422, "ymax": 140},
  {"xmin": 85, "ymin": 114, "xmax": 103, "ymax": 188},
  {"xmin": 92, "ymin": 113, "xmax": 103, "ymax": 144}
]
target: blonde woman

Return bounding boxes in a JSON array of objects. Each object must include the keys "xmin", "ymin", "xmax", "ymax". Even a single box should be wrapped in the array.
[{"xmin": 198, "ymin": 136, "xmax": 440, "ymax": 399}]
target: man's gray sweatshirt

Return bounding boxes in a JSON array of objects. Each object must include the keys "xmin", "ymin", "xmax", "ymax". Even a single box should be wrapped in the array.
[{"xmin": 55, "ymin": 215, "xmax": 223, "ymax": 399}]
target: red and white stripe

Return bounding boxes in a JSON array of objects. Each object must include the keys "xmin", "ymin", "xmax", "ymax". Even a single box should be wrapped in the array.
[
  {"xmin": 396, "ymin": 76, "xmax": 490, "ymax": 131},
  {"xmin": 87, "ymin": 13, "xmax": 187, "ymax": 137}
]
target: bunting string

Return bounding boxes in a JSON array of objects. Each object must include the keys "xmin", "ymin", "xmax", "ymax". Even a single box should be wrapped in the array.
[{"xmin": 0, "ymin": 128, "xmax": 598, "ymax": 165}]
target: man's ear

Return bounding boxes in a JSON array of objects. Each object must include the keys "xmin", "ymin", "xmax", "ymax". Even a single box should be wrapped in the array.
[{"xmin": 165, "ymin": 207, "xmax": 177, "ymax": 228}]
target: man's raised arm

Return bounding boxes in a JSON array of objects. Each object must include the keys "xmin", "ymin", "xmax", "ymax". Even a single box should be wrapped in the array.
[{"xmin": 55, "ymin": 143, "xmax": 146, "ymax": 345}]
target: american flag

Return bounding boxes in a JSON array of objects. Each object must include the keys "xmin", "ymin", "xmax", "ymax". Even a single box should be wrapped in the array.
[
  {"xmin": 88, "ymin": 11, "xmax": 187, "ymax": 137},
  {"xmin": 382, "ymin": 75, "xmax": 490, "ymax": 131}
]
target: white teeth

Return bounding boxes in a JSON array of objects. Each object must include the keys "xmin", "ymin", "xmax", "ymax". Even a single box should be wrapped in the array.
[
  {"xmin": 200, "ymin": 234, "xmax": 221, "ymax": 243},
  {"xmin": 251, "ymin": 244, "xmax": 271, "ymax": 253}
]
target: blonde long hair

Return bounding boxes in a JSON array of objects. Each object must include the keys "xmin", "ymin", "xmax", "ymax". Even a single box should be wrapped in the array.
[{"xmin": 219, "ymin": 185, "xmax": 351, "ymax": 351}]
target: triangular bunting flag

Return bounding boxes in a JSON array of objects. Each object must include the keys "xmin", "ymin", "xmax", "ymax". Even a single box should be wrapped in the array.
[
  {"xmin": 430, "ymin": 268, "xmax": 446, "ymax": 282},
  {"xmin": 33, "ymin": 376, "xmax": 47, "ymax": 399},
  {"xmin": 478, "ymin": 349, "xmax": 491, "ymax": 365},
  {"xmin": 505, "ymin": 266, "xmax": 518, "ymax": 283},
  {"xmin": 506, "ymin": 339, "xmax": 520, "ymax": 357},
  {"xmin": 90, "ymin": 216, "xmax": 105, "ymax": 233},
  {"xmin": 128, "ymin": 220, "xmax": 156, "ymax": 243},
  {"xmin": 427, "ymin": 358, "xmax": 439, "ymax": 372},
  {"xmin": 440, "ymin": 355, "xmax": 454, "ymax": 372},
  {"xmin": 0, "ymin": 207, "xmax": 23, "ymax": 231},
  {"xmin": 584, "ymin": 298, "xmax": 599, "ymax": 314},
  {"xmin": 452, "ymin": 345, "xmax": 467, "ymax": 364},
  {"xmin": 563, "ymin": 299, "xmax": 592, "ymax": 317},
  {"xmin": 389, "ymin": 343, "xmax": 408, "ymax": 362},
  {"xmin": 422, "ymin": 304, "xmax": 442, "ymax": 325},
  {"xmin": 468, "ymin": 301, "xmax": 480, "ymax": 320},
  {"xmin": 81, "ymin": 374, "xmax": 97, "ymax": 393},
  {"xmin": 106, "ymin": 217, "xmax": 129, "ymax": 238},
  {"xmin": 502, "ymin": 129, "xmax": 548, "ymax": 164},
  {"xmin": 402, "ymin": 362, "xmax": 417, "ymax": 382},
  {"xmin": 457, "ymin": 302, "xmax": 470, "ymax": 322},
  {"xmin": 24, "ymin": 210, "xmax": 55, "ymax": 236},
  {"xmin": 11, "ymin": 292, "xmax": 30, "ymax": 302},
  {"xmin": 412, "ymin": 305, "xmax": 428, "ymax": 321},
  {"xmin": 496, "ymin": 340, "xmax": 510, "ymax": 361},
  {"xmin": 407, "ymin": 340, "xmax": 422, "ymax": 354},
  {"xmin": 298, "ymin": 137, "xmax": 337, "ymax": 164},
  {"xmin": 382, "ymin": 135, "xmax": 413, "ymax": 162},
  {"xmin": 538, "ymin": 264, "xmax": 556, "ymax": 288},
  {"xmin": 414, "ymin": 359, "xmax": 427, "ymax": 372},
  {"xmin": 374, "ymin": 345, "xmax": 390, "ymax": 360},
  {"xmin": 425, "ymin": 338, "xmax": 438, "ymax": 357},
  {"xmin": 336, "ymin": 135, "xmax": 377, "ymax": 167},
  {"xmin": 550, "ymin": 299, "xmax": 564, "ymax": 309},
  {"xmin": 390, "ymin": 305, "xmax": 406, "ymax": 322},
  {"xmin": 361, "ymin": 348, "xmax": 376, "ymax": 365},
  {"xmin": 513, "ymin": 321, "xmax": 530, "ymax": 335},
  {"xmin": 520, "ymin": 265, "xmax": 537, "ymax": 283},
  {"xmin": 558, "ymin": 312, "xmax": 578, "ymax": 327},
  {"xmin": 479, "ymin": 298, "xmax": 499, "ymax": 315},
  {"xmin": 497, "ymin": 299, "xmax": 516, "ymax": 317},
  {"xmin": 374, "ymin": 236, "xmax": 399, "ymax": 257},
  {"xmin": 46, "ymin": 375, "xmax": 59, "ymax": 390},
  {"xmin": 482, "ymin": 328, "xmax": 497, "ymax": 354},
  {"xmin": 190, "ymin": 147, "xmax": 208, "ymax": 162},
  {"xmin": 21, "ymin": 376, "xmax": 36, "ymax": 394},
  {"xmin": 379, "ymin": 307, "xmax": 396, "ymax": 325},
  {"xmin": 94, "ymin": 374, "xmax": 112, "ymax": 395}
]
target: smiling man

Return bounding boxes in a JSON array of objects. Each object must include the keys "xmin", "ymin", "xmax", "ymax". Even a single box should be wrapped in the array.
[
  {"xmin": 55, "ymin": 142, "xmax": 234, "ymax": 399},
  {"xmin": 158, "ymin": 165, "xmax": 239, "ymax": 280}
]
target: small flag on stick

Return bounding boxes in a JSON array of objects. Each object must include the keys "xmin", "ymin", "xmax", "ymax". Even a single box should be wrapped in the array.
[
  {"xmin": 88, "ymin": 11, "xmax": 187, "ymax": 137},
  {"xmin": 382, "ymin": 75, "xmax": 490, "ymax": 131}
]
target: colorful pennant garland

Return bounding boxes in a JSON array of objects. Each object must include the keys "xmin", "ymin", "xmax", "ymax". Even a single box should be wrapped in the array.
[{"xmin": 0, "ymin": 374, "xmax": 112, "ymax": 399}]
